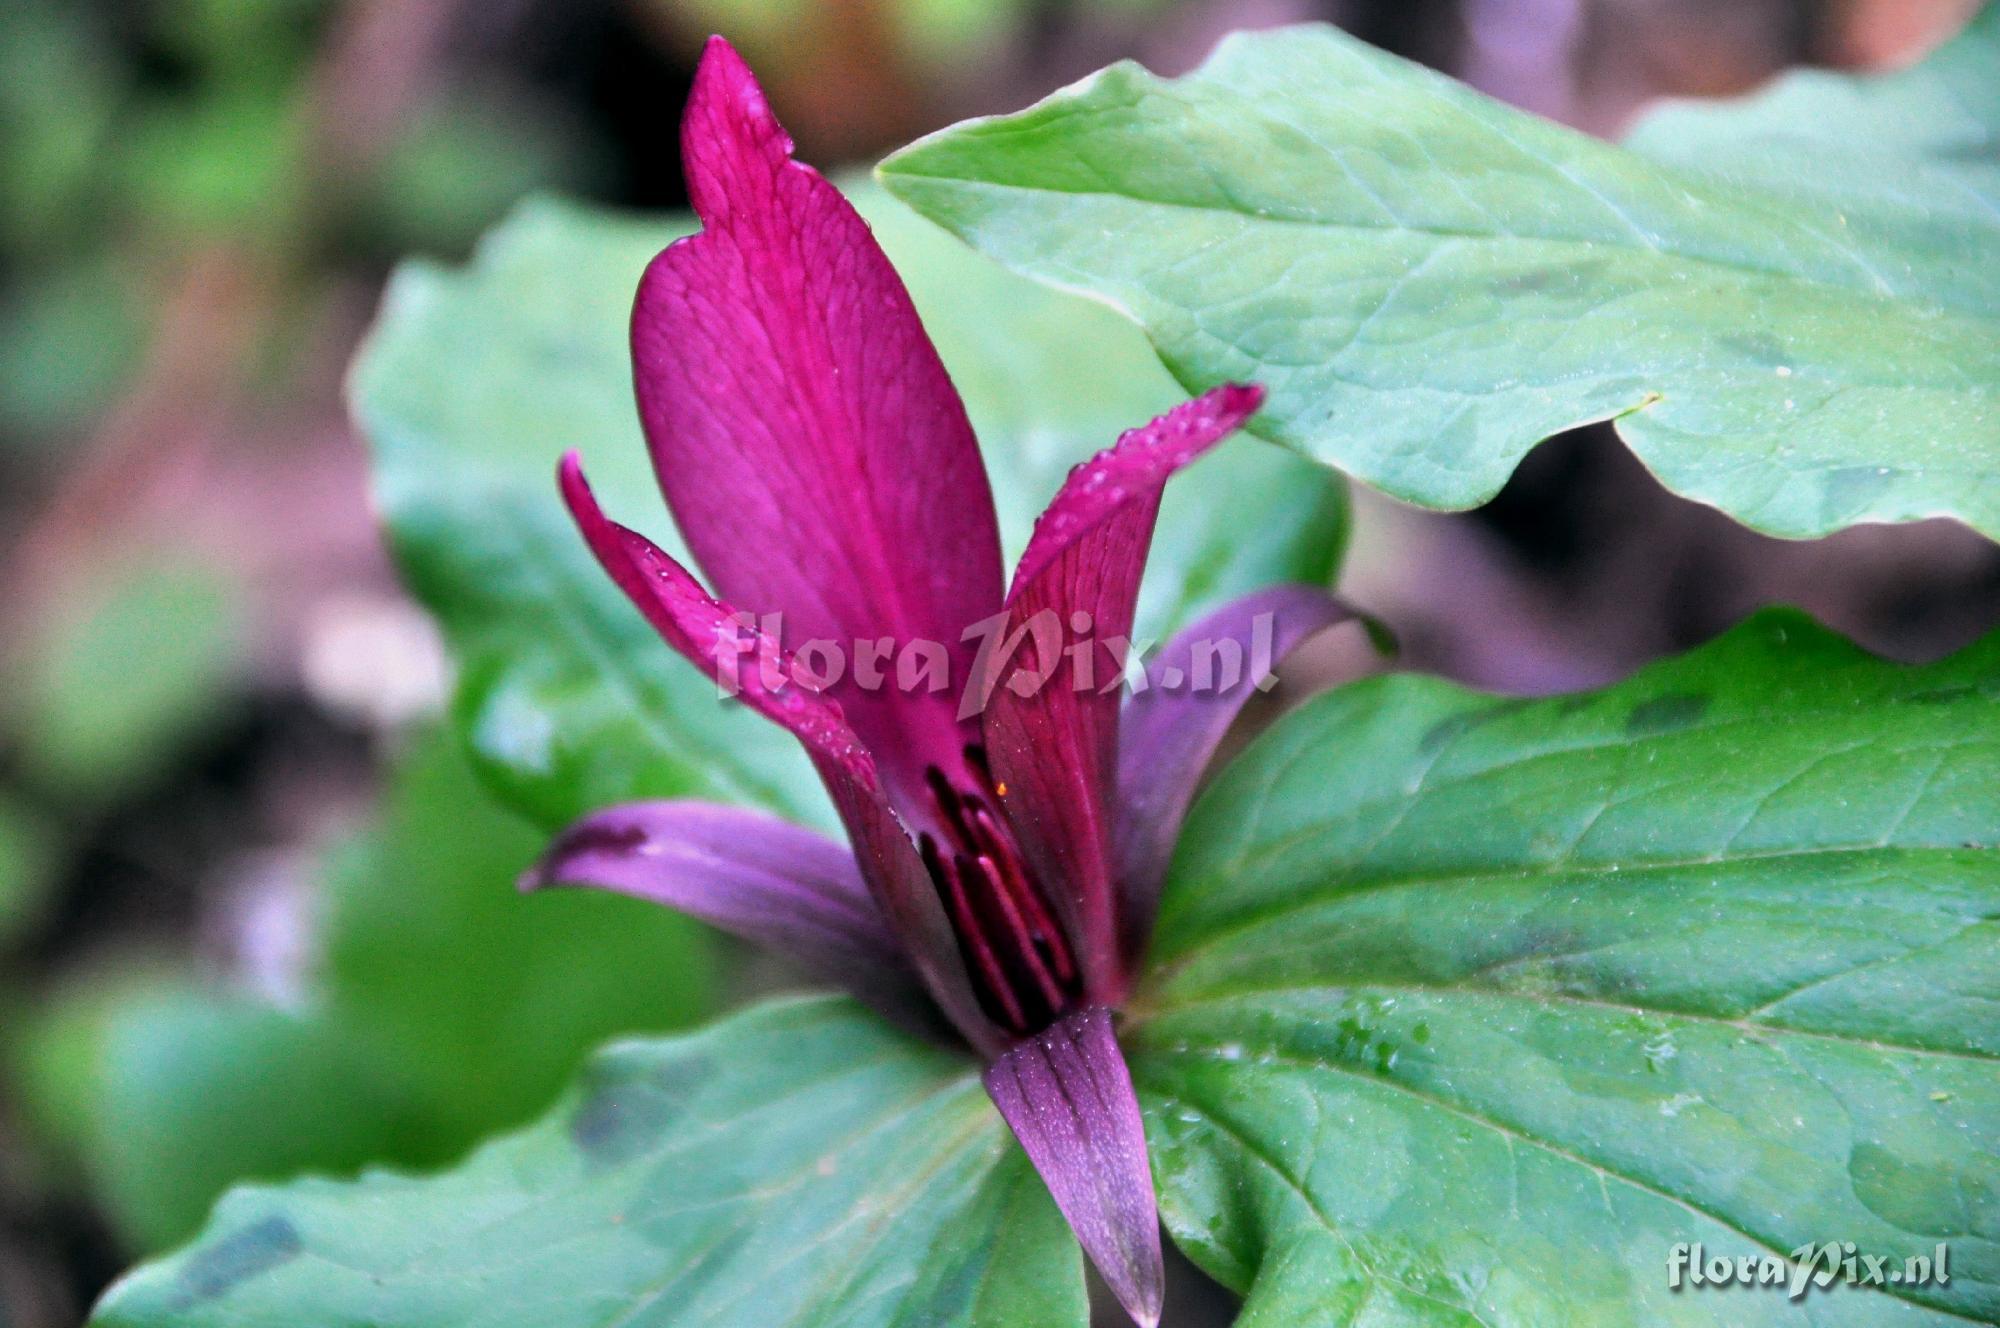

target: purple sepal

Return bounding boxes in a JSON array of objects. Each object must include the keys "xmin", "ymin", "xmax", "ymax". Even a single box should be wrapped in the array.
[{"xmin": 983, "ymin": 1007, "xmax": 1163, "ymax": 1328}]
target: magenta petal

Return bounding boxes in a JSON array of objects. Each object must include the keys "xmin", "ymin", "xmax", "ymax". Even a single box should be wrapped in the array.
[
  {"xmin": 1116, "ymin": 586, "xmax": 1357, "ymax": 959},
  {"xmin": 980, "ymin": 385, "xmax": 1264, "ymax": 1002},
  {"xmin": 984, "ymin": 1007, "xmax": 1163, "ymax": 1328},
  {"xmin": 561, "ymin": 451, "xmax": 1010, "ymax": 1056},
  {"xmin": 1006, "ymin": 386, "xmax": 1265, "ymax": 608},
  {"xmin": 559, "ymin": 451, "xmax": 875, "ymax": 784},
  {"xmin": 523, "ymin": 800, "xmax": 935, "ymax": 1030},
  {"xmin": 634, "ymin": 36, "xmax": 1003, "ymax": 800}
]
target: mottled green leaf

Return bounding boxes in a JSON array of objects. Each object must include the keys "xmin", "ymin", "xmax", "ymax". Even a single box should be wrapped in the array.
[
  {"xmin": 880, "ymin": 8, "xmax": 2000, "ymax": 540},
  {"xmin": 353, "ymin": 185, "xmax": 1342, "ymax": 832},
  {"xmin": 89, "ymin": 998, "xmax": 1084, "ymax": 1328},
  {"xmin": 1129, "ymin": 611, "xmax": 2000, "ymax": 1325},
  {"xmin": 14, "ymin": 981, "xmax": 403, "ymax": 1253}
]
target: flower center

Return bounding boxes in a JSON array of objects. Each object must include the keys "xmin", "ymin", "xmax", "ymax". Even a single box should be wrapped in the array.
[{"xmin": 918, "ymin": 748, "xmax": 1082, "ymax": 1036}]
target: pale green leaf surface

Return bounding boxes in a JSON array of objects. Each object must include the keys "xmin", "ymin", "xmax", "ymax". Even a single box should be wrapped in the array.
[
  {"xmin": 1130, "ymin": 610, "xmax": 2000, "ymax": 1325},
  {"xmin": 14, "ymin": 736, "xmax": 717, "ymax": 1252},
  {"xmin": 15, "ymin": 983, "xmax": 403, "ymax": 1254},
  {"xmin": 81, "ymin": 616, "xmax": 1998, "ymax": 1326},
  {"xmin": 89, "ymin": 997, "xmax": 1084, "ymax": 1328},
  {"xmin": 355, "ymin": 187, "xmax": 1341, "ymax": 834},
  {"xmin": 880, "ymin": 8, "xmax": 2000, "ymax": 539}
]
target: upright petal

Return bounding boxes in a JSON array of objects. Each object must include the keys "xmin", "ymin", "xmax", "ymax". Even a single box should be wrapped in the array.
[
  {"xmin": 978, "ymin": 385, "xmax": 1264, "ymax": 1002},
  {"xmin": 984, "ymin": 1007, "xmax": 1162, "ymax": 1328},
  {"xmin": 523, "ymin": 800, "xmax": 936, "ymax": 1032},
  {"xmin": 561, "ymin": 451, "xmax": 1010, "ymax": 1057},
  {"xmin": 634, "ymin": 36, "xmax": 1003, "ymax": 800},
  {"xmin": 1115, "ymin": 585, "xmax": 1358, "ymax": 959}
]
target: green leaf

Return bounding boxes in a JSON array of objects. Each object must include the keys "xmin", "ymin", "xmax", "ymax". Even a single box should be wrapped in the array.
[
  {"xmin": 15, "ymin": 735, "xmax": 718, "ymax": 1252},
  {"xmin": 0, "ymin": 792, "xmax": 58, "ymax": 946},
  {"xmin": 311, "ymin": 736, "xmax": 717, "ymax": 1161},
  {"xmin": 14, "ymin": 980, "xmax": 404, "ymax": 1253},
  {"xmin": 1130, "ymin": 610, "xmax": 1999, "ymax": 1325},
  {"xmin": 861, "ymin": 184, "xmax": 1347, "ymax": 642},
  {"xmin": 879, "ymin": 8, "xmax": 2000, "ymax": 541},
  {"xmin": 89, "ymin": 997, "xmax": 1085, "ymax": 1328},
  {"xmin": 353, "ymin": 187, "xmax": 1342, "ymax": 832},
  {"xmin": 11, "ymin": 561, "xmax": 241, "ymax": 802}
]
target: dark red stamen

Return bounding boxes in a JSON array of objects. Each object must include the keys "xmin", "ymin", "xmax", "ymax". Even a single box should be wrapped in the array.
[
  {"xmin": 919, "ymin": 749, "xmax": 1083, "ymax": 1035},
  {"xmin": 963, "ymin": 798, "xmax": 1076, "ymax": 983},
  {"xmin": 921, "ymin": 831, "xmax": 1028, "ymax": 1032},
  {"xmin": 969, "ymin": 852, "xmax": 1068, "ymax": 1013}
]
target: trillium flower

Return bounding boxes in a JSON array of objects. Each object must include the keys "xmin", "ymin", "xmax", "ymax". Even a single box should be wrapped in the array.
[{"xmin": 529, "ymin": 36, "xmax": 1351, "ymax": 1327}]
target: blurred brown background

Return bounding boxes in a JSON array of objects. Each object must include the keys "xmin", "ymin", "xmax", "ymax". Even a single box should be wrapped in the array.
[{"xmin": 0, "ymin": 1, "xmax": 1989, "ymax": 1323}]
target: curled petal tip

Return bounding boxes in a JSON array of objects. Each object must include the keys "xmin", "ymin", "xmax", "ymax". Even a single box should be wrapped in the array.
[
  {"xmin": 692, "ymin": 33, "xmax": 759, "ymax": 101},
  {"xmin": 1190, "ymin": 381, "xmax": 1263, "ymax": 433},
  {"xmin": 1221, "ymin": 380, "xmax": 1265, "ymax": 415},
  {"xmin": 555, "ymin": 449, "xmax": 586, "ymax": 497},
  {"xmin": 985, "ymin": 1008, "xmax": 1163, "ymax": 1328},
  {"xmin": 693, "ymin": 31, "xmax": 753, "ymax": 83},
  {"xmin": 682, "ymin": 29, "xmax": 792, "ymax": 222}
]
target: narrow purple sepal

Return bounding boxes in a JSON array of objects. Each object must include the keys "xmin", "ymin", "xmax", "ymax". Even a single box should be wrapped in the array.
[
  {"xmin": 1115, "ymin": 585, "xmax": 1357, "ymax": 959},
  {"xmin": 983, "ymin": 1007, "xmax": 1163, "ymax": 1328},
  {"xmin": 523, "ymin": 800, "xmax": 937, "ymax": 1030}
]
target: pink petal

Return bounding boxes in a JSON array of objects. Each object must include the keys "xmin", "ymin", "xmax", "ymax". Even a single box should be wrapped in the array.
[
  {"xmin": 634, "ymin": 36, "xmax": 1003, "ymax": 804},
  {"xmin": 984, "ymin": 1007, "xmax": 1163, "ymax": 1328},
  {"xmin": 978, "ymin": 385, "xmax": 1264, "ymax": 1002},
  {"xmin": 558, "ymin": 452, "xmax": 872, "ymax": 783},
  {"xmin": 1116, "ymin": 585, "xmax": 1357, "ymax": 960},
  {"xmin": 561, "ymin": 452, "xmax": 1010, "ymax": 1056},
  {"xmin": 522, "ymin": 800, "xmax": 937, "ymax": 1032}
]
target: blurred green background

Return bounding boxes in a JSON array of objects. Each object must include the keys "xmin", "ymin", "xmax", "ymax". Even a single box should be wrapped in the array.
[{"xmin": 0, "ymin": 1, "xmax": 1989, "ymax": 1323}]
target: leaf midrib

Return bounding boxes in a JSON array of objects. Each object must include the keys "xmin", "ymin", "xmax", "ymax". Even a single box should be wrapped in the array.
[
  {"xmin": 1140, "ymin": 978, "xmax": 2000, "ymax": 1065},
  {"xmin": 880, "ymin": 169, "xmax": 2000, "ymax": 333},
  {"xmin": 1151, "ymin": 837, "xmax": 1997, "ymax": 984}
]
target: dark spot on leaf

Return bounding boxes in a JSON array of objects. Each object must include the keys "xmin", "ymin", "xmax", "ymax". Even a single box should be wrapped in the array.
[
  {"xmin": 167, "ymin": 1215, "xmax": 301, "ymax": 1310},
  {"xmin": 1418, "ymin": 712, "xmax": 1473, "ymax": 757},
  {"xmin": 1906, "ymin": 684, "xmax": 1974, "ymax": 705},
  {"xmin": 631, "ymin": 1215, "xmax": 752, "ymax": 1269},
  {"xmin": 570, "ymin": 1054, "xmax": 708, "ymax": 1167},
  {"xmin": 1716, "ymin": 331, "xmax": 1789, "ymax": 365},
  {"xmin": 1418, "ymin": 701, "xmax": 1526, "ymax": 756},
  {"xmin": 1849, "ymin": 1142, "xmax": 1970, "ymax": 1237},
  {"xmin": 901, "ymin": 1224, "xmax": 990, "ymax": 1321},
  {"xmin": 1501, "ymin": 268, "xmax": 1561, "ymax": 293},
  {"xmin": 1625, "ymin": 693, "xmax": 1709, "ymax": 737}
]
